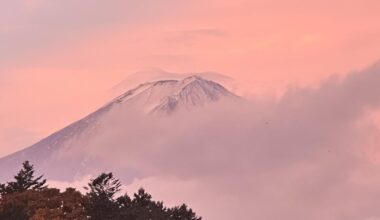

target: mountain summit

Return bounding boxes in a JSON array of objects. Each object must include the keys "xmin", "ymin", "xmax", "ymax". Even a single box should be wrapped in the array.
[
  {"xmin": 0, "ymin": 75, "xmax": 238, "ymax": 181},
  {"xmin": 110, "ymin": 75, "xmax": 237, "ymax": 114}
]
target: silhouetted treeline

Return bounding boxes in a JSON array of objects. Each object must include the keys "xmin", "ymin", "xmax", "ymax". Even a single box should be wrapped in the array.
[{"xmin": 0, "ymin": 161, "xmax": 202, "ymax": 220}]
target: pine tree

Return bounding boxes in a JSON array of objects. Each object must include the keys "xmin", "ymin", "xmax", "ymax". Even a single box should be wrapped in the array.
[
  {"xmin": 0, "ymin": 162, "xmax": 203, "ymax": 219},
  {"xmin": 127, "ymin": 188, "xmax": 170, "ymax": 220},
  {"xmin": 169, "ymin": 204, "xmax": 202, "ymax": 220},
  {"xmin": 0, "ymin": 161, "xmax": 46, "ymax": 196},
  {"xmin": 84, "ymin": 172, "xmax": 122, "ymax": 220}
]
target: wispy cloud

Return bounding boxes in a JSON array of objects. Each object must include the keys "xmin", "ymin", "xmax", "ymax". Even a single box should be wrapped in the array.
[
  {"xmin": 44, "ymin": 61, "xmax": 380, "ymax": 220},
  {"xmin": 164, "ymin": 28, "xmax": 228, "ymax": 43}
]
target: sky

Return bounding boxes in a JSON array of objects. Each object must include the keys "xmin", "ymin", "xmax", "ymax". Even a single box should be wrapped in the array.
[
  {"xmin": 1, "ymin": 0, "xmax": 380, "ymax": 155},
  {"xmin": 41, "ymin": 62, "xmax": 380, "ymax": 220},
  {"xmin": 2, "ymin": 1, "xmax": 380, "ymax": 219}
]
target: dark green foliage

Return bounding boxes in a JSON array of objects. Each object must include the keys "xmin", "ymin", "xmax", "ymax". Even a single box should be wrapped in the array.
[
  {"xmin": 0, "ymin": 161, "xmax": 46, "ymax": 196},
  {"xmin": 0, "ymin": 188, "xmax": 87, "ymax": 220},
  {"xmin": 84, "ymin": 173, "xmax": 122, "ymax": 220},
  {"xmin": 169, "ymin": 204, "xmax": 202, "ymax": 220},
  {"xmin": 115, "ymin": 188, "xmax": 201, "ymax": 220},
  {"xmin": 0, "ymin": 161, "xmax": 202, "ymax": 220},
  {"xmin": 118, "ymin": 188, "xmax": 170, "ymax": 220}
]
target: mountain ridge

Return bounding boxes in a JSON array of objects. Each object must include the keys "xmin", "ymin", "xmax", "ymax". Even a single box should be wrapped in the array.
[{"xmin": 0, "ymin": 75, "xmax": 238, "ymax": 181}]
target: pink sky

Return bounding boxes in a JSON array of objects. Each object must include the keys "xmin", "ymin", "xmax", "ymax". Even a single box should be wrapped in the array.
[
  {"xmin": 1, "ymin": 0, "xmax": 380, "ymax": 155},
  {"xmin": 3, "ymin": 2, "xmax": 380, "ymax": 219}
]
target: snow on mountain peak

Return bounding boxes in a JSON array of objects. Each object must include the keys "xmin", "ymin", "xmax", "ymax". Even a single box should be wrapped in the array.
[
  {"xmin": 0, "ymin": 75, "xmax": 238, "ymax": 181},
  {"xmin": 111, "ymin": 75, "xmax": 238, "ymax": 114},
  {"xmin": 180, "ymin": 75, "xmax": 203, "ymax": 84}
]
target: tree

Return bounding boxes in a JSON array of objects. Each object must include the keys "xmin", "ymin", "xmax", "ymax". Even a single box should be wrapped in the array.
[
  {"xmin": 131, "ymin": 188, "xmax": 169, "ymax": 220},
  {"xmin": 169, "ymin": 204, "xmax": 202, "ymax": 220},
  {"xmin": 0, "ymin": 162, "xmax": 202, "ymax": 220},
  {"xmin": 0, "ymin": 188, "xmax": 87, "ymax": 220},
  {"xmin": 0, "ymin": 161, "xmax": 46, "ymax": 196},
  {"xmin": 118, "ymin": 188, "xmax": 169, "ymax": 220},
  {"xmin": 84, "ymin": 172, "xmax": 122, "ymax": 220}
]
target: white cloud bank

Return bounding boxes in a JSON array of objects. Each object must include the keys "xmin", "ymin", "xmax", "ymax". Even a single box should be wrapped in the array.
[{"xmin": 52, "ymin": 62, "xmax": 380, "ymax": 220}]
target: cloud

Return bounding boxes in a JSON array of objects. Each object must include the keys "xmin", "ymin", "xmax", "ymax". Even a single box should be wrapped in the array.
[
  {"xmin": 2, "ymin": 1, "xmax": 380, "ymax": 218},
  {"xmin": 0, "ymin": 0, "xmax": 183, "ymax": 67},
  {"xmin": 164, "ymin": 28, "xmax": 228, "ymax": 43},
  {"xmin": 48, "ymin": 175, "xmax": 92, "ymax": 194},
  {"xmin": 45, "ymin": 61, "xmax": 380, "ymax": 220},
  {"xmin": 109, "ymin": 69, "xmax": 235, "ymax": 98}
]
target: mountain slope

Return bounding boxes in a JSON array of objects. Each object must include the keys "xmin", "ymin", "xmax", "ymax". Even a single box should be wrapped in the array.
[
  {"xmin": 111, "ymin": 75, "xmax": 237, "ymax": 113},
  {"xmin": 0, "ymin": 76, "xmax": 238, "ymax": 181}
]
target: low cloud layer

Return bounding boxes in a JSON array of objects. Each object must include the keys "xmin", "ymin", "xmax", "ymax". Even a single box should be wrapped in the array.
[{"xmin": 51, "ymin": 62, "xmax": 380, "ymax": 220}]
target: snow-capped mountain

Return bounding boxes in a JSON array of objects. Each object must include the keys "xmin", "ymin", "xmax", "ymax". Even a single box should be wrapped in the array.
[
  {"xmin": 112, "ymin": 75, "xmax": 237, "ymax": 114},
  {"xmin": 0, "ymin": 76, "xmax": 238, "ymax": 181}
]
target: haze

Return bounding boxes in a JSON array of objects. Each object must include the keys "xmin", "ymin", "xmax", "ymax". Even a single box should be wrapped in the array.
[{"xmin": 1, "ymin": 1, "xmax": 380, "ymax": 219}]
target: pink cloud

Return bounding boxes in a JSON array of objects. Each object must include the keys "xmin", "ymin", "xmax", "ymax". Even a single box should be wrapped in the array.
[
  {"xmin": 2, "ymin": 4, "xmax": 380, "ymax": 220},
  {"xmin": 33, "ymin": 61, "xmax": 380, "ymax": 220}
]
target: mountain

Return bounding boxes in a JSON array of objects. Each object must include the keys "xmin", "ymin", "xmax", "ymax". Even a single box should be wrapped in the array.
[
  {"xmin": 110, "ymin": 68, "xmax": 234, "ymax": 98},
  {"xmin": 0, "ymin": 76, "xmax": 238, "ymax": 182},
  {"xmin": 113, "ymin": 75, "xmax": 236, "ymax": 114}
]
